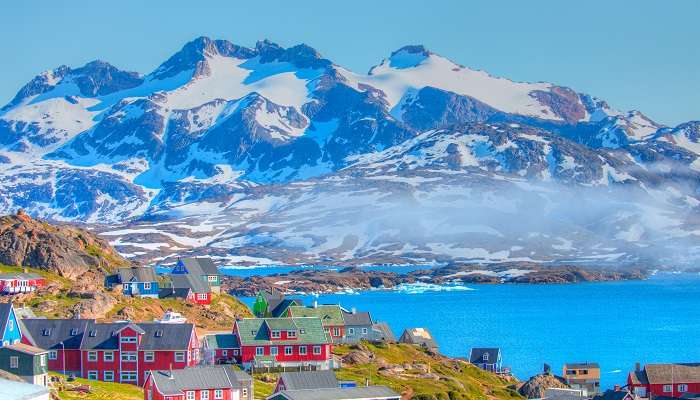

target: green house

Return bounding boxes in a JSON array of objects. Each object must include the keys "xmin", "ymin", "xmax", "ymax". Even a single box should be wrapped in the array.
[
  {"xmin": 0, "ymin": 343, "xmax": 49, "ymax": 387},
  {"xmin": 253, "ymin": 290, "xmax": 301, "ymax": 318}
]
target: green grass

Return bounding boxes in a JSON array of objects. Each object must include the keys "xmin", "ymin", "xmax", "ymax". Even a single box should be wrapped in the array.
[
  {"xmin": 51, "ymin": 372, "xmax": 143, "ymax": 400},
  {"xmin": 0, "ymin": 264, "xmax": 81, "ymax": 318}
]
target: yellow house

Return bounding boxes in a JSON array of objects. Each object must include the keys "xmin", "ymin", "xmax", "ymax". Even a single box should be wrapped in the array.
[{"xmin": 563, "ymin": 362, "xmax": 601, "ymax": 395}]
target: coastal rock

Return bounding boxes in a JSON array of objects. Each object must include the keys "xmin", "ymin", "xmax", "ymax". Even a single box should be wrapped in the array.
[{"xmin": 518, "ymin": 374, "xmax": 569, "ymax": 399}]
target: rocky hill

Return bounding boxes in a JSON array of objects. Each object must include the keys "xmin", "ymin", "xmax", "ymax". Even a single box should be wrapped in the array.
[{"xmin": 1, "ymin": 37, "xmax": 699, "ymax": 266}]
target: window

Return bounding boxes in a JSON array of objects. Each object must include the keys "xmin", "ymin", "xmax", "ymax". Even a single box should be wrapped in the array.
[
  {"xmin": 348, "ymin": 328, "xmax": 355, "ymax": 335},
  {"xmin": 175, "ymin": 352, "xmax": 186, "ymax": 362},
  {"xmin": 215, "ymin": 389, "xmax": 223, "ymax": 399},
  {"xmin": 483, "ymin": 353, "xmax": 489, "ymax": 361},
  {"xmin": 9, "ymin": 356, "xmax": 18, "ymax": 368},
  {"xmin": 197, "ymin": 293, "xmax": 208, "ymax": 300},
  {"xmin": 313, "ymin": 346, "xmax": 321, "ymax": 355},
  {"xmin": 566, "ymin": 370, "xmax": 576, "ymax": 375},
  {"xmin": 222, "ymin": 350, "xmax": 227, "ymax": 357},
  {"xmin": 679, "ymin": 385, "xmax": 688, "ymax": 393},
  {"xmin": 70, "ymin": 328, "xmax": 78, "ymax": 336},
  {"xmin": 233, "ymin": 349, "xmax": 240, "ymax": 356},
  {"xmin": 270, "ymin": 347, "xmax": 278, "ymax": 356},
  {"xmin": 255, "ymin": 347, "xmax": 264, "ymax": 356},
  {"xmin": 103, "ymin": 351, "xmax": 114, "ymax": 362},
  {"xmin": 186, "ymin": 391, "xmax": 195, "ymax": 400},
  {"xmin": 42, "ymin": 328, "xmax": 51, "ymax": 336},
  {"xmin": 144, "ymin": 282, "xmax": 151, "ymax": 290},
  {"xmin": 8, "ymin": 320, "xmax": 13, "ymax": 331},
  {"xmin": 285, "ymin": 346, "xmax": 293, "ymax": 355},
  {"xmin": 87, "ymin": 370, "xmax": 98, "ymax": 380},
  {"xmin": 120, "ymin": 336, "xmax": 137, "ymax": 344},
  {"xmin": 144, "ymin": 351, "xmax": 154, "ymax": 362},
  {"xmin": 299, "ymin": 346, "xmax": 307, "ymax": 355},
  {"xmin": 201, "ymin": 390, "xmax": 209, "ymax": 400},
  {"xmin": 121, "ymin": 371, "xmax": 137, "ymax": 382},
  {"xmin": 88, "ymin": 351, "xmax": 98, "ymax": 362},
  {"xmin": 121, "ymin": 352, "xmax": 137, "ymax": 362},
  {"xmin": 89, "ymin": 330, "xmax": 96, "ymax": 337},
  {"xmin": 333, "ymin": 327, "xmax": 340, "ymax": 337},
  {"xmin": 48, "ymin": 351, "xmax": 57, "ymax": 360},
  {"xmin": 242, "ymin": 388, "xmax": 248, "ymax": 396},
  {"xmin": 208, "ymin": 276, "xmax": 217, "ymax": 282},
  {"xmin": 271, "ymin": 330, "xmax": 281, "ymax": 339},
  {"xmin": 155, "ymin": 330, "xmax": 163, "ymax": 338},
  {"xmin": 663, "ymin": 385, "xmax": 673, "ymax": 393},
  {"xmin": 40, "ymin": 354, "xmax": 46, "ymax": 366},
  {"xmin": 287, "ymin": 330, "xmax": 297, "ymax": 338},
  {"xmin": 362, "ymin": 328, "xmax": 368, "ymax": 335},
  {"xmin": 299, "ymin": 328, "xmax": 305, "ymax": 334},
  {"xmin": 104, "ymin": 371, "xmax": 114, "ymax": 381}
]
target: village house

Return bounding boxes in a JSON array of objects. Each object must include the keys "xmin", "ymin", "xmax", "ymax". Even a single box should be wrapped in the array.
[
  {"xmin": 273, "ymin": 370, "xmax": 339, "ymax": 393},
  {"xmin": 0, "ymin": 302, "xmax": 22, "ymax": 346},
  {"xmin": 399, "ymin": 328, "xmax": 439, "ymax": 353},
  {"xmin": 202, "ymin": 333, "xmax": 240, "ymax": 365},
  {"xmin": 628, "ymin": 363, "xmax": 700, "ymax": 398},
  {"xmin": 172, "ymin": 257, "xmax": 222, "ymax": 294},
  {"xmin": 0, "ymin": 343, "xmax": 49, "ymax": 386},
  {"xmin": 341, "ymin": 309, "xmax": 375, "ymax": 344},
  {"xmin": 267, "ymin": 386, "xmax": 401, "ymax": 400},
  {"xmin": 0, "ymin": 273, "xmax": 45, "ymax": 295},
  {"xmin": 161, "ymin": 274, "xmax": 212, "ymax": 305},
  {"xmin": 287, "ymin": 304, "xmax": 346, "ymax": 342},
  {"xmin": 21, "ymin": 319, "xmax": 199, "ymax": 386},
  {"xmin": 144, "ymin": 365, "xmax": 253, "ymax": 400},
  {"xmin": 469, "ymin": 348, "xmax": 503, "ymax": 373},
  {"xmin": 253, "ymin": 290, "xmax": 302, "ymax": 318},
  {"xmin": 233, "ymin": 317, "xmax": 334, "ymax": 371},
  {"xmin": 111, "ymin": 266, "xmax": 160, "ymax": 298},
  {"xmin": 563, "ymin": 362, "xmax": 601, "ymax": 395}
]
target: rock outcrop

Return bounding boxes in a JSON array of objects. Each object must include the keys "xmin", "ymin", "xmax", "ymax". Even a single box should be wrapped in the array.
[{"xmin": 518, "ymin": 374, "xmax": 569, "ymax": 399}]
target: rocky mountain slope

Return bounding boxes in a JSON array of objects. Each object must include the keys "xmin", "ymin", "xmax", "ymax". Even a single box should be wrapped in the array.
[{"xmin": 1, "ymin": 37, "xmax": 699, "ymax": 266}]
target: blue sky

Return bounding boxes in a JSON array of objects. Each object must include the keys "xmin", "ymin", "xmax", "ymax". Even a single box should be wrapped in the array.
[{"xmin": 1, "ymin": 0, "xmax": 698, "ymax": 125}]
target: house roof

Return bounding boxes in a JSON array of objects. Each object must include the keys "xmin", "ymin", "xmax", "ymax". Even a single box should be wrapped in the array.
[
  {"xmin": 270, "ymin": 299, "xmax": 301, "ymax": 318},
  {"xmin": 0, "ymin": 273, "xmax": 43, "ymax": 280},
  {"xmin": 158, "ymin": 287, "xmax": 192, "ymax": 299},
  {"xmin": 118, "ymin": 266, "xmax": 157, "ymax": 283},
  {"xmin": 278, "ymin": 370, "xmax": 339, "ymax": 390},
  {"xmin": 235, "ymin": 317, "xmax": 330, "ymax": 346},
  {"xmin": 179, "ymin": 257, "xmax": 219, "ymax": 276},
  {"xmin": 171, "ymin": 273, "xmax": 210, "ymax": 294},
  {"xmin": 643, "ymin": 364, "xmax": 700, "ymax": 384},
  {"xmin": 150, "ymin": 366, "xmax": 251, "ymax": 395},
  {"xmin": 204, "ymin": 333, "xmax": 238, "ymax": 350},
  {"xmin": 1, "ymin": 343, "xmax": 47, "ymax": 355},
  {"xmin": 272, "ymin": 386, "xmax": 400, "ymax": 400},
  {"xmin": 0, "ymin": 377, "xmax": 50, "ymax": 399},
  {"xmin": 565, "ymin": 362, "xmax": 600, "ymax": 370},
  {"xmin": 469, "ymin": 348, "xmax": 501, "ymax": 364},
  {"xmin": 0, "ymin": 303, "xmax": 13, "ymax": 338},
  {"xmin": 21, "ymin": 318, "xmax": 92, "ymax": 350},
  {"xmin": 372, "ymin": 322, "xmax": 396, "ymax": 342},
  {"xmin": 400, "ymin": 328, "xmax": 438, "ymax": 349},
  {"xmin": 342, "ymin": 311, "xmax": 372, "ymax": 326},
  {"xmin": 592, "ymin": 390, "xmax": 634, "ymax": 400},
  {"xmin": 288, "ymin": 305, "xmax": 345, "ymax": 326}
]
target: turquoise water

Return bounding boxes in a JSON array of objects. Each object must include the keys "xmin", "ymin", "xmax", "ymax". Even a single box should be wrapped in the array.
[{"xmin": 238, "ymin": 272, "xmax": 700, "ymax": 389}]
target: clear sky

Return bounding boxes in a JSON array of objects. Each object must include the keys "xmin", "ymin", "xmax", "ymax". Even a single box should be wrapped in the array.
[{"xmin": 1, "ymin": 0, "xmax": 698, "ymax": 125}]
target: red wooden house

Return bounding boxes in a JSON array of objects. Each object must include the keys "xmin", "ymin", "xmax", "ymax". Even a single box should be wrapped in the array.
[
  {"xmin": 21, "ymin": 319, "xmax": 199, "ymax": 386},
  {"xmin": 287, "ymin": 304, "xmax": 346, "ymax": 343},
  {"xmin": 628, "ymin": 363, "xmax": 700, "ymax": 398},
  {"xmin": 0, "ymin": 273, "xmax": 46, "ymax": 294},
  {"xmin": 160, "ymin": 274, "xmax": 211, "ymax": 305},
  {"xmin": 145, "ymin": 366, "xmax": 253, "ymax": 400},
  {"xmin": 233, "ymin": 317, "xmax": 333, "ymax": 371}
]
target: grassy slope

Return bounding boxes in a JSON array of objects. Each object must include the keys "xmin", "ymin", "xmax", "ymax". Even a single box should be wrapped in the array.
[
  {"xmin": 51, "ymin": 373, "xmax": 143, "ymax": 400},
  {"xmin": 0, "ymin": 263, "xmax": 81, "ymax": 318},
  {"xmin": 253, "ymin": 343, "xmax": 523, "ymax": 400}
]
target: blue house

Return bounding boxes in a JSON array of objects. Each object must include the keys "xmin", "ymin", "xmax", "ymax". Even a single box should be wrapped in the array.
[
  {"xmin": 0, "ymin": 303, "xmax": 22, "ymax": 347},
  {"xmin": 116, "ymin": 266, "xmax": 159, "ymax": 298}
]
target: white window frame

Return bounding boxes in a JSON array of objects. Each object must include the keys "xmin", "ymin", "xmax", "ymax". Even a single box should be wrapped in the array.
[
  {"xmin": 215, "ymin": 389, "xmax": 223, "ymax": 400},
  {"xmin": 271, "ymin": 330, "xmax": 281, "ymax": 339},
  {"xmin": 287, "ymin": 330, "xmax": 297, "ymax": 338},
  {"xmin": 270, "ymin": 347, "xmax": 278, "ymax": 356},
  {"xmin": 121, "ymin": 351, "xmax": 137, "ymax": 362},
  {"xmin": 201, "ymin": 390, "xmax": 210, "ymax": 400},
  {"xmin": 313, "ymin": 345, "xmax": 321, "ymax": 355},
  {"xmin": 333, "ymin": 327, "xmax": 340, "ymax": 336},
  {"xmin": 255, "ymin": 347, "xmax": 264, "ymax": 356},
  {"xmin": 87, "ymin": 370, "xmax": 98, "ymax": 380},
  {"xmin": 40, "ymin": 354, "xmax": 46, "ymax": 366},
  {"xmin": 9, "ymin": 356, "xmax": 18, "ymax": 368},
  {"xmin": 144, "ymin": 282, "xmax": 152, "ymax": 290},
  {"xmin": 362, "ymin": 328, "xmax": 368, "ymax": 335},
  {"xmin": 299, "ymin": 346, "xmax": 307, "ymax": 355},
  {"xmin": 103, "ymin": 351, "xmax": 114, "ymax": 362},
  {"xmin": 348, "ymin": 328, "xmax": 355, "ymax": 335},
  {"xmin": 222, "ymin": 350, "xmax": 227, "ymax": 357},
  {"xmin": 186, "ymin": 391, "xmax": 195, "ymax": 400},
  {"xmin": 87, "ymin": 351, "xmax": 98, "ymax": 362},
  {"xmin": 242, "ymin": 388, "xmax": 248, "ymax": 396},
  {"xmin": 208, "ymin": 275, "xmax": 217, "ymax": 282},
  {"xmin": 197, "ymin": 293, "xmax": 208, "ymax": 300},
  {"xmin": 679, "ymin": 384, "xmax": 688, "ymax": 393},
  {"xmin": 120, "ymin": 336, "xmax": 137, "ymax": 344},
  {"xmin": 663, "ymin": 385, "xmax": 673, "ymax": 393},
  {"xmin": 120, "ymin": 371, "xmax": 137, "ymax": 382},
  {"xmin": 48, "ymin": 350, "xmax": 57, "ymax": 360},
  {"xmin": 144, "ymin": 351, "xmax": 154, "ymax": 362},
  {"xmin": 175, "ymin": 351, "xmax": 186, "ymax": 362},
  {"xmin": 104, "ymin": 370, "xmax": 114, "ymax": 382},
  {"xmin": 285, "ymin": 346, "xmax": 293, "ymax": 356}
]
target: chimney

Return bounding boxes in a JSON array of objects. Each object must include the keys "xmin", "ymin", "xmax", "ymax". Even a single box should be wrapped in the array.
[
  {"xmin": 614, "ymin": 385, "xmax": 621, "ymax": 392},
  {"xmin": 635, "ymin": 362, "xmax": 641, "ymax": 372}
]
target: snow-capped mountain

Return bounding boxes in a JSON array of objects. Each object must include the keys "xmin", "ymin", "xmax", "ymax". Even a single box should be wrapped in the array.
[{"xmin": 1, "ymin": 36, "xmax": 699, "ymax": 266}]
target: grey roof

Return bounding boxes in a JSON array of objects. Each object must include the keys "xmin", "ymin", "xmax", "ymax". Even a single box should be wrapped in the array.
[
  {"xmin": 469, "ymin": 348, "xmax": 501, "ymax": 364},
  {"xmin": 159, "ymin": 287, "xmax": 191, "ymax": 299},
  {"xmin": 592, "ymin": 390, "xmax": 635, "ymax": 400},
  {"xmin": 342, "ymin": 310, "xmax": 372, "ymax": 326},
  {"xmin": 270, "ymin": 299, "xmax": 301, "ymax": 317},
  {"xmin": 0, "ymin": 273, "xmax": 43, "ymax": 280},
  {"xmin": 21, "ymin": 318, "xmax": 92, "ymax": 350},
  {"xmin": 171, "ymin": 273, "xmax": 210, "ymax": 293},
  {"xmin": 0, "ymin": 303, "xmax": 12, "ymax": 339},
  {"xmin": 564, "ymin": 362, "xmax": 599, "ymax": 370},
  {"xmin": 204, "ymin": 333, "xmax": 238, "ymax": 350},
  {"xmin": 372, "ymin": 322, "xmax": 396, "ymax": 342},
  {"xmin": 118, "ymin": 266, "xmax": 157, "ymax": 283},
  {"xmin": 179, "ymin": 257, "xmax": 219, "ymax": 276},
  {"xmin": 272, "ymin": 386, "xmax": 400, "ymax": 400},
  {"xmin": 150, "ymin": 366, "xmax": 251, "ymax": 395},
  {"xmin": 400, "ymin": 328, "xmax": 438, "ymax": 349},
  {"xmin": 278, "ymin": 370, "xmax": 338, "ymax": 391}
]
